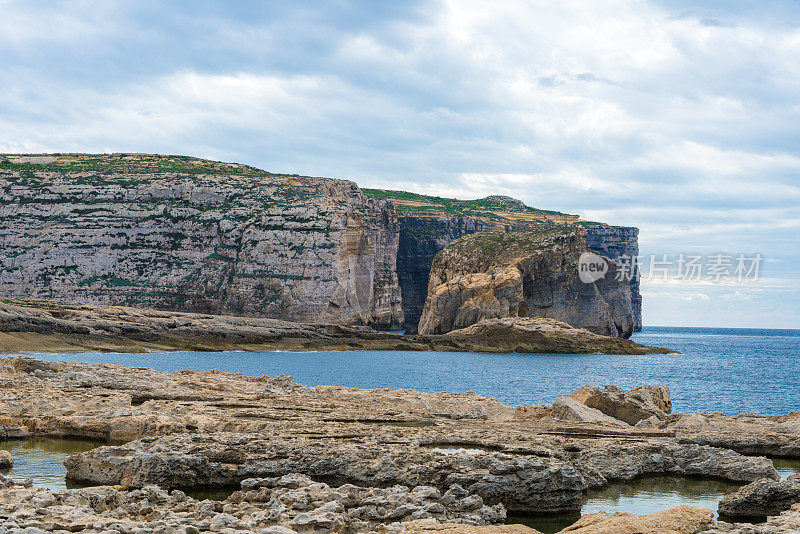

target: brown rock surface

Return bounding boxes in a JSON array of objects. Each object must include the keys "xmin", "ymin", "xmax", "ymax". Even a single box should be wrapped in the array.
[
  {"xmin": 0, "ymin": 357, "xmax": 779, "ymax": 516},
  {"xmin": 0, "ymin": 450, "xmax": 11, "ymax": 468},
  {"xmin": 567, "ymin": 384, "xmax": 672, "ymax": 426},
  {"xmin": 0, "ymin": 298, "xmax": 673, "ymax": 355},
  {"xmin": 444, "ymin": 318, "xmax": 673, "ymax": 354},
  {"xmin": 558, "ymin": 505, "xmax": 715, "ymax": 533},
  {"xmin": 702, "ymin": 503, "xmax": 800, "ymax": 533},
  {"xmin": 0, "ymin": 357, "xmax": 797, "ymax": 532}
]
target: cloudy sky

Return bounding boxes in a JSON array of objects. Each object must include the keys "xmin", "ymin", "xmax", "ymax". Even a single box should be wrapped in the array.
[{"xmin": 2, "ymin": 0, "xmax": 798, "ymax": 328}]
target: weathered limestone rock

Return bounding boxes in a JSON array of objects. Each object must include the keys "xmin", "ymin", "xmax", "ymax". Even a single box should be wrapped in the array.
[
  {"xmin": 559, "ymin": 505, "xmax": 715, "ymax": 533},
  {"xmin": 0, "ymin": 357, "xmax": 789, "ymax": 523},
  {"xmin": 567, "ymin": 384, "xmax": 672, "ymax": 426},
  {"xmin": 717, "ymin": 474, "xmax": 800, "ymax": 518},
  {"xmin": 0, "ymin": 155, "xmax": 647, "ymax": 335},
  {"xmin": 0, "ymin": 425, "xmax": 28, "ymax": 439},
  {"xmin": 444, "ymin": 318, "xmax": 674, "ymax": 355},
  {"xmin": 0, "ymin": 450, "xmax": 11, "ymax": 468},
  {"xmin": 573, "ymin": 440, "xmax": 777, "ymax": 486},
  {"xmin": 0, "ymin": 473, "xmax": 509, "ymax": 532},
  {"xmin": 551, "ymin": 396, "xmax": 631, "ymax": 427},
  {"xmin": 395, "ymin": 215, "xmax": 512, "ymax": 329},
  {"xmin": 669, "ymin": 412, "xmax": 800, "ymax": 458},
  {"xmin": 63, "ymin": 432, "xmax": 589, "ymax": 513},
  {"xmin": 417, "ymin": 227, "xmax": 636, "ymax": 338},
  {"xmin": 0, "ymin": 154, "xmax": 403, "ymax": 328},
  {"xmin": 702, "ymin": 503, "xmax": 800, "ymax": 533},
  {"xmin": 0, "ymin": 298, "xmax": 673, "ymax": 355},
  {"xmin": 583, "ymin": 224, "xmax": 642, "ymax": 332}
]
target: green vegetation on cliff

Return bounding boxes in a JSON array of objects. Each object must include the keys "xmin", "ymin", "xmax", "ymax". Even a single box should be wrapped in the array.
[
  {"xmin": 443, "ymin": 226, "xmax": 577, "ymax": 265},
  {"xmin": 0, "ymin": 153, "xmax": 315, "ymax": 178},
  {"xmin": 362, "ymin": 188, "xmax": 579, "ymax": 224}
]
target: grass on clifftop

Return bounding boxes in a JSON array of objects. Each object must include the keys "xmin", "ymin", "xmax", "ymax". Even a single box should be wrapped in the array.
[
  {"xmin": 439, "ymin": 226, "xmax": 578, "ymax": 268},
  {"xmin": 362, "ymin": 188, "xmax": 574, "ymax": 218},
  {"xmin": 0, "ymin": 153, "xmax": 313, "ymax": 178}
]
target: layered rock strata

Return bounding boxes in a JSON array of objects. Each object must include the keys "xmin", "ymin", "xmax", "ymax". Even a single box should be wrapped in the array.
[
  {"xmin": 583, "ymin": 224, "xmax": 642, "ymax": 332},
  {"xmin": 0, "ymin": 154, "xmax": 403, "ymax": 328},
  {"xmin": 0, "ymin": 358, "xmax": 797, "ymax": 532},
  {"xmin": 0, "ymin": 298, "xmax": 673, "ymax": 355},
  {"xmin": 1, "ymin": 154, "xmax": 645, "ymax": 335},
  {"xmin": 417, "ymin": 227, "xmax": 636, "ymax": 337},
  {"xmin": 395, "ymin": 215, "xmax": 512, "ymax": 329}
]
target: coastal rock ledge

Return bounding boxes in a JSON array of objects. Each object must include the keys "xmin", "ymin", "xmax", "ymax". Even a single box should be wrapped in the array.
[
  {"xmin": 0, "ymin": 298, "xmax": 673, "ymax": 355},
  {"xmin": 0, "ymin": 359, "xmax": 798, "ymax": 532}
]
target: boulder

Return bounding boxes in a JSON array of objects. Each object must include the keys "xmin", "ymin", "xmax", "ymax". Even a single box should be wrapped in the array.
[
  {"xmin": 551, "ymin": 397, "xmax": 629, "ymax": 426},
  {"xmin": 558, "ymin": 505, "xmax": 715, "ymax": 533},
  {"xmin": 568, "ymin": 384, "xmax": 671, "ymax": 425},
  {"xmin": 718, "ymin": 474, "xmax": 800, "ymax": 518},
  {"xmin": 0, "ymin": 450, "xmax": 11, "ymax": 469}
]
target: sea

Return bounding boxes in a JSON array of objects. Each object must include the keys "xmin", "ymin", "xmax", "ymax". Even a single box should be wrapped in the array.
[{"xmin": 20, "ymin": 326, "xmax": 800, "ymax": 415}]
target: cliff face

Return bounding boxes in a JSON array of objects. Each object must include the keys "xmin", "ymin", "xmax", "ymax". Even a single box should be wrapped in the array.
[
  {"xmin": 584, "ymin": 225, "xmax": 642, "ymax": 331},
  {"xmin": 417, "ymin": 227, "xmax": 636, "ymax": 338},
  {"xmin": 0, "ymin": 154, "xmax": 403, "ymax": 328},
  {"xmin": 396, "ymin": 216, "xmax": 512, "ymax": 329},
  {"xmin": 0, "ymin": 154, "xmax": 643, "ymax": 335}
]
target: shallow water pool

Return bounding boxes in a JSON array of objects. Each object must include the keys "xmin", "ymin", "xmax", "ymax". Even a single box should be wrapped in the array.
[
  {"xmin": 3, "ymin": 437, "xmax": 798, "ymax": 533},
  {"xmin": 0, "ymin": 437, "xmax": 103, "ymax": 490}
]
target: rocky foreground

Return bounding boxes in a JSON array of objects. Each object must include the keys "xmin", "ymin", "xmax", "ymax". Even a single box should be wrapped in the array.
[
  {"xmin": 0, "ymin": 358, "xmax": 798, "ymax": 532},
  {"xmin": 0, "ymin": 298, "xmax": 672, "ymax": 355}
]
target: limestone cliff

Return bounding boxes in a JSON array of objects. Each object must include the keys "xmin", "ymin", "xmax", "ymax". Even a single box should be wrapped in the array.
[
  {"xmin": 396, "ymin": 216, "xmax": 513, "ymax": 328},
  {"xmin": 0, "ymin": 154, "xmax": 644, "ymax": 335},
  {"xmin": 0, "ymin": 154, "xmax": 403, "ymax": 328},
  {"xmin": 363, "ymin": 189, "xmax": 642, "ymax": 332},
  {"xmin": 584, "ymin": 224, "xmax": 642, "ymax": 331},
  {"xmin": 417, "ymin": 227, "xmax": 636, "ymax": 338}
]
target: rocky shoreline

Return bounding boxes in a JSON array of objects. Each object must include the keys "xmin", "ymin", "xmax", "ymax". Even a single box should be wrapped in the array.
[
  {"xmin": 0, "ymin": 357, "xmax": 798, "ymax": 532},
  {"xmin": 0, "ymin": 299, "xmax": 673, "ymax": 355}
]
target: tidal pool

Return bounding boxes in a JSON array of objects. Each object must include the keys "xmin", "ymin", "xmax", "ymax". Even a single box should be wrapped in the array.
[
  {"xmin": 0, "ymin": 437, "xmax": 104, "ymax": 490},
  {"xmin": 774, "ymin": 457, "xmax": 800, "ymax": 479},
  {"xmin": 507, "ymin": 473, "xmax": 783, "ymax": 534},
  {"xmin": 3, "ymin": 437, "xmax": 799, "ymax": 533}
]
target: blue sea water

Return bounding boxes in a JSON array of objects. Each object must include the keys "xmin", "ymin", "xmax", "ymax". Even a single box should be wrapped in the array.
[{"xmin": 22, "ymin": 326, "xmax": 800, "ymax": 415}]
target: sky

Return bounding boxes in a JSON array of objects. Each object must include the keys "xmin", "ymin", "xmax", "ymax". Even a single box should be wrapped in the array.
[{"xmin": 1, "ymin": 0, "xmax": 798, "ymax": 328}]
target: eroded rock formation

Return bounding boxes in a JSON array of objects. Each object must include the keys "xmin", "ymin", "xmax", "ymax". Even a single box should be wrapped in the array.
[
  {"xmin": 583, "ymin": 224, "xmax": 642, "ymax": 332},
  {"xmin": 396, "ymin": 215, "xmax": 511, "ymax": 329},
  {"xmin": 0, "ymin": 359, "xmax": 797, "ymax": 531},
  {"xmin": 717, "ymin": 475, "xmax": 800, "ymax": 519},
  {"xmin": 0, "ymin": 474, "xmax": 509, "ymax": 533},
  {"xmin": 0, "ymin": 298, "xmax": 672, "ymax": 355},
  {"xmin": 417, "ymin": 227, "xmax": 636, "ymax": 337}
]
